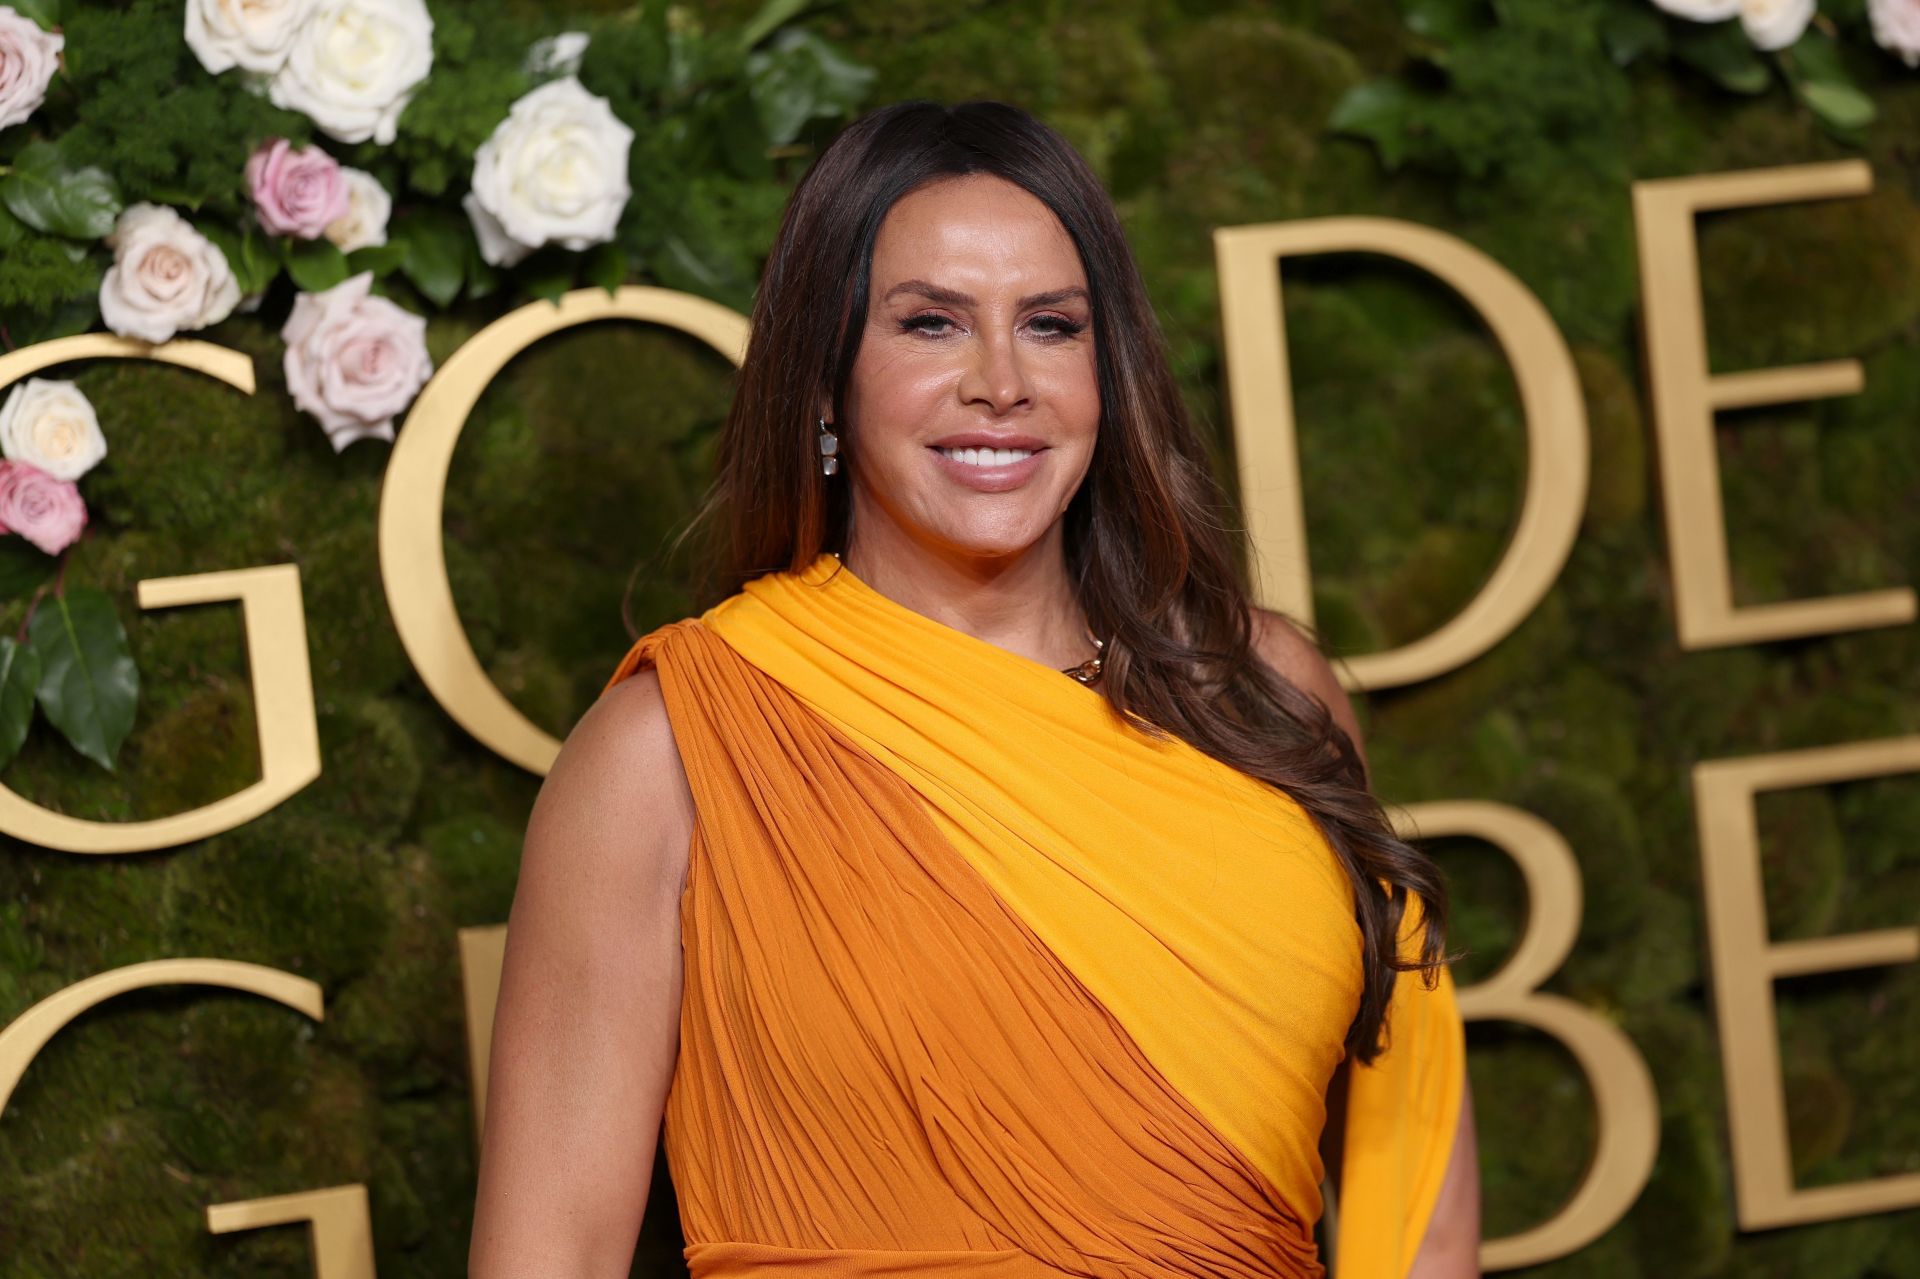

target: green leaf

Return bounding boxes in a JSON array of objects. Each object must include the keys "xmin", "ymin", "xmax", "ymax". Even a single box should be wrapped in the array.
[
  {"xmin": 1799, "ymin": 80, "xmax": 1877, "ymax": 129},
  {"xmin": 518, "ymin": 249, "xmax": 576, "ymax": 305},
  {"xmin": 1672, "ymin": 21, "xmax": 1771, "ymax": 93},
  {"xmin": 746, "ymin": 29, "xmax": 877, "ymax": 147},
  {"xmin": 0, "ymin": 540, "xmax": 59, "ymax": 600},
  {"xmin": 7, "ymin": 297, "xmax": 99, "ymax": 348},
  {"xmin": 1327, "ymin": 79, "xmax": 1418, "ymax": 170},
  {"xmin": 9, "ymin": 0, "xmax": 62, "ymax": 30},
  {"xmin": 1600, "ymin": 3, "xmax": 1669, "ymax": 66},
  {"xmin": 346, "ymin": 240, "xmax": 409, "ymax": 278},
  {"xmin": 1401, "ymin": 0, "xmax": 1488, "ymax": 43},
  {"xmin": 203, "ymin": 222, "xmax": 280, "ymax": 297},
  {"xmin": 583, "ymin": 243, "xmax": 628, "ymax": 295},
  {"xmin": 0, "ymin": 140, "xmax": 123, "ymax": 241},
  {"xmin": 0, "ymin": 637, "xmax": 40, "ymax": 772},
  {"xmin": 285, "ymin": 237, "xmax": 351, "ymax": 292},
  {"xmin": 394, "ymin": 210, "xmax": 468, "ymax": 308},
  {"xmin": 27, "ymin": 586, "xmax": 138, "ymax": 774},
  {"xmin": 736, "ymin": 0, "xmax": 812, "ymax": 51}
]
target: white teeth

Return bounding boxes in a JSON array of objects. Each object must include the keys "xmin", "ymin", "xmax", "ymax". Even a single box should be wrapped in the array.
[{"xmin": 938, "ymin": 446, "xmax": 1035, "ymax": 466}]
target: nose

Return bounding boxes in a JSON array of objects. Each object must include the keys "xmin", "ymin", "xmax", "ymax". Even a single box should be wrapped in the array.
[{"xmin": 958, "ymin": 327, "xmax": 1032, "ymax": 416}]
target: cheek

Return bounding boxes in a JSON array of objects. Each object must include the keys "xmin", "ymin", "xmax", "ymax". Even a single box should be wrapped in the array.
[{"xmin": 848, "ymin": 343, "xmax": 950, "ymax": 430}]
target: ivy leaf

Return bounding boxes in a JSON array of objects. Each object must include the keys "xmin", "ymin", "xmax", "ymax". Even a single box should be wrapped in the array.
[
  {"xmin": 1, "ymin": 139, "xmax": 123, "ymax": 241},
  {"xmin": 0, "ymin": 637, "xmax": 40, "ymax": 772},
  {"xmin": 284, "ymin": 238, "xmax": 350, "ymax": 292},
  {"xmin": 1328, "ymin": 79, "xmax": 1418, "ymax": 170},
  {"xmin": 393, "ymin": 210, "xmax": 468, "ymax": 308},
  {"xmin": 27, "ymin": 586, "xmax": 138, "ymax": 774},
  {"xmin": 9, "ymin": 0, "xmax": 62, "ymax": 30},
  {"xmin": 1672, "ymin": 21, "xmax": 1771, "ymax": 93}
]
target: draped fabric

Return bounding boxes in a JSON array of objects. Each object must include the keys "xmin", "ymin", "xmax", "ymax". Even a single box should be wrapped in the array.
[{"xmin": 600, "ymin": 553, "xmax": 1465, "ymax": 1278}]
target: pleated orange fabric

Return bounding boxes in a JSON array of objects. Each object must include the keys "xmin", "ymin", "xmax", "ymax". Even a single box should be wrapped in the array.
[
  {"xmin": 607, "ymin": 620, "xmax": 1322, "ymax": 1278},
  {"xmin": 600, "ymin": 557, "xmax": 1465, "ymax": 1277}
]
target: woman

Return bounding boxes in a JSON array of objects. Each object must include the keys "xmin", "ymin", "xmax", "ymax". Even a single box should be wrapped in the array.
[{"xmin": 470, "ymin": 100, "xmax": 1479, "ymax": 1279}]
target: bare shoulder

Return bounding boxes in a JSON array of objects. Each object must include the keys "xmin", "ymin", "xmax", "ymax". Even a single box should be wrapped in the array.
[
  {"xmin": 1248, "ymin": 606, "xmax": 1367, "ymax": 765},
  {"xmin": 526, "ymin": 664, "xmax": 695, "ymax": 904}
]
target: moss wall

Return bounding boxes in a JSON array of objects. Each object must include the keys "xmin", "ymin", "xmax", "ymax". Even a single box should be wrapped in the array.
[{"xmin": 4, "ymin": 0, "xmax": 1920, "ymax": 1275}]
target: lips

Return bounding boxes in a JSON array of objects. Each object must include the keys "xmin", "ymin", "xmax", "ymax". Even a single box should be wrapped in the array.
[{"xmin": 928, "ymin": 432, "xmax": 1048, "ymax": 451}]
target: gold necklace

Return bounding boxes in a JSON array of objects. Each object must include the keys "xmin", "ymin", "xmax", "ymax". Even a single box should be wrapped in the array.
[{"xmin": 1061, "ymin": 635, "xmax": 1105, "ymax": 685}]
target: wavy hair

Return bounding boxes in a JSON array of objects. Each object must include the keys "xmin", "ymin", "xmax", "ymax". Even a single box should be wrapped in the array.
[{"xmin": 651, "ymin": 99, "xmax": 1452, "ymax": 1064}]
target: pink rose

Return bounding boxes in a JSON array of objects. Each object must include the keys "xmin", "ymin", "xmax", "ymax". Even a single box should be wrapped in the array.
[
  {"xmin": 245, "ymin": 137, "xmax": 350, "ymax": 239},
  {"xmin": 1871, "ymin": 0, "xmax": 1920, "ymax": 66},
  {"xmin": 282, "ymin": 272, "xmax": 434, "ymax": 451},
  {"xmin": 0, "ymin": 460, "xmax": 87, "ymax": 555}
]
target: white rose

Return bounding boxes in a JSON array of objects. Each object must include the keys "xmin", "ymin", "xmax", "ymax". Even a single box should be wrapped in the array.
[
  {"xmin": 184, "ymin": 0, "xmax": 318, "ymax": 76},
  {"xmin": 1870, "ymin": 0, "xmax": 1920, "ymax": 66},
  {"xmin": 268, "ymin": 0, "xmax": 433, "ymax": 146},
  {"xmin": 523, "ymin": 31, "xmax": 589, "ymax": 78},
  {"xmin": 324, "ymin": 167, "xmax": 392, "ymax": 253},
  {"xmin": 464, "ymin": 76, "xmax": 634, "ymax": 267},
  {"xmin": 282, "ymin": 272, "xmax": 434, "ymax": 451},
  {"xmin": 0, "ymin": 5, "xmax": 64, "ymax": 131},
  {"xmin": 1649, "ymin": 0, "xmax": 1742, "ymax": 19},
  {"xmin": 0, "ymin": 379, "xmax": 106, "ymax": 483},
  {"xmin": 98, "ymin": 204, "xmax": 242, "ymax": 344},
  {"xmin": 1741, "ymin": 0, "xmax": 1815, "ymax": 49}
]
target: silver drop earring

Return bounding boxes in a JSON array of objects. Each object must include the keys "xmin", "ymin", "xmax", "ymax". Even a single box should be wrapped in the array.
[{"xmin": 817, "ymin": 417, "xmax": 840, "ymax": 476}]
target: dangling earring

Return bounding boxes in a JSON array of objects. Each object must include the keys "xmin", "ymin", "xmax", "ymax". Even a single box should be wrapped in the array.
[{"xmin": 816, "ymin": 417, "xmax": 840, "ymax": 476}]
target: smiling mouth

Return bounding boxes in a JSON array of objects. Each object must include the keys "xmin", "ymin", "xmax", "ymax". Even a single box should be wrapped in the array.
[{"xmin": 929, "ymin": 445, "xmax": 1047, "ymax": 467}]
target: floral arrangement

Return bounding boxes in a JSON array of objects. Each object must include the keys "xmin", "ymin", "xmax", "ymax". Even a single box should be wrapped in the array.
[
  {"xmin": 0, "ymin": 0, "xmax": 875, "ymax": 771},
  {"xmin": 1331, "ymin": 0, "xmax": 1918, "ymax": 171}
]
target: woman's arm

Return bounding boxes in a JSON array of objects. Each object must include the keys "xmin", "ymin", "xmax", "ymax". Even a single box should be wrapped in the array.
[
  {"xmin": 1410, "ymin": 1081, "xmax": 1482, "ymax": 1277},
  {"xmin": 469, "ymin": 667, "xmax": 696, "ymax": 1279},
  {"xmin": 1253, "ymin": 609, "xmax": 1483, "ymax": 1276}
]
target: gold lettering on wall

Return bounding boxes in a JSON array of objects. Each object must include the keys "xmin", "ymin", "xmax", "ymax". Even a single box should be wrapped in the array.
[
  {"xmin": 1693, "ymin": 737, "xmax": 1920, "ymax": 1228},
  {"xmin": 0, "ymin": 565, "xmax": 320, "ymax": 853},
  {"xmin": 457, "ymin": 923, "xmax": 507, "ymax": 1150},
  {"xmin": 380, "ymin": 287, "xmax": 750, "ymax": 775},
  {"xmin": 206, "ymin": 1184, "xmax": 377, "ymax": 1279},
  {"xmin": 1212, "ymin": 220, "xmax": 1589, "ymax": 690},
  {"xmin": 1393, "ymin": 801, "xmax": 1659, "ymax": 1269},
  {"xmin": 1632, "ymin": 160, "xmax": 1913, "ymax": 649},
  {"xmin": 0, "ymin": 338, "xmax": 319, "ymax": 854},
  {"xmin": 0, "ymin": 958, "xmax": 323, "ymax": 1116}
]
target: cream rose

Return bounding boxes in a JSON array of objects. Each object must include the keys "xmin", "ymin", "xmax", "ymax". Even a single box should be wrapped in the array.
[
  {"xmin": 98, "ymin": 204, "xmax": 243, "ymax": 344},
  {"xmin": 268, "ymin": 0, "xmax": 433, "ymax": 146},
  {"xmin": 1740, "ymin": 0, "xmax": 1814, "ymax": 49},
  {"xmin": 0, "ymin": 379, "xmax": 106, "ymax": 483},
  {"xmin": 184, "ymin": 0, "xmax": 318, "ymax": 76},
  {"xmin": 324, "ymin": 167, "xmax": 392, "ymax": 253},
  {"xmin": 282, "ymin": 272, "xmax": 434, "ymax": 451},
  {"xmin": 0, "ymin": 5, "xmax": 64, "ymax": 131},
  {"xmin": 1649, "ymin": 0, "xmax": 1742, "ymax": 18},
  {"xmin": 463, "ymin": 76, "xmax": 634, "ymax": 268},
  {"xmin": 1870, "ymin": 0, "xmax": 1920, "ymax": 66}
]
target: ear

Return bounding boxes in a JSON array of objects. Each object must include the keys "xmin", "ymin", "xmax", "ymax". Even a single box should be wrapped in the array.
[{"xmin": 815, "ymin": 393, "xmax": 833, "ymax": 425}]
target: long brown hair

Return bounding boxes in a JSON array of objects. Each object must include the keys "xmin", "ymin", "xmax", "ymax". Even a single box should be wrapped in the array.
[{"xmin": 652, "ymin": 99, "xmax": 1451, "ymax": 1065}]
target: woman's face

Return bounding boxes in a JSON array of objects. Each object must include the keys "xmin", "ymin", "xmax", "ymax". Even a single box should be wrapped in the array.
[{"xmin": 836, "ymin": 173, "xmax": 1100, "ymax": 567}]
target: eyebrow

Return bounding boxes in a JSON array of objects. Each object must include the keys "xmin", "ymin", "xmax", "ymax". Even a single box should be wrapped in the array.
[{"xmin": 882, "ymin": 279, "xmax": 1090, "ymax": 309}]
